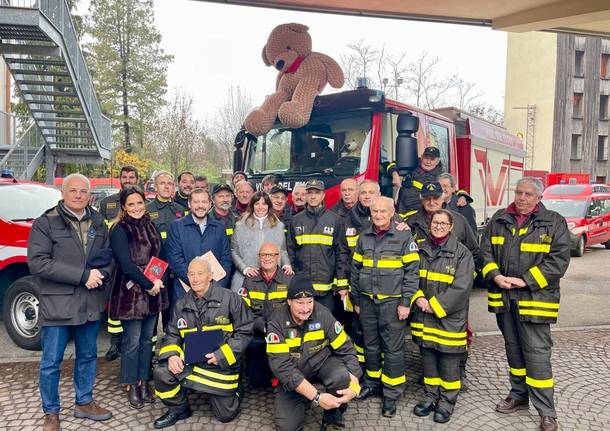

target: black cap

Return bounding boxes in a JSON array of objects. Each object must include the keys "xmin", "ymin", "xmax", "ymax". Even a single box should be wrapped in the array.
[
  {"xmin": 422, "ymin": 146, "xmax": 441, "ymax": 158},
  {"xmin": 270, "ymin": 185, "xmax": 289, "ymax": 195},
  {"xmin": 305, "ymin": 179, "xmax": 325, "ymax": 191},
  {"xmin": 420, "ymin": 181, "xmax": 443, "ymax": 197},
  {"xmin": 212, "ymin": 183, "xmax": 234, "ymax": 195},
  {"xmin": 287, "ymin": 273, "xmax": 315, "ymax": 299}
]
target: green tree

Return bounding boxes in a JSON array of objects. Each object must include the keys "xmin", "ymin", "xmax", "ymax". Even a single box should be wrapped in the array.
[{"xmin": 85, "ymin": 0, "xmax": 172, "ymax": 152}]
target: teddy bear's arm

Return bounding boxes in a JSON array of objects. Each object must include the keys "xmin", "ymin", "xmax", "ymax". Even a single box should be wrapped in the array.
[{"xmin": 312, "ymin": 52, "xmax": 345, "ymax": 89}]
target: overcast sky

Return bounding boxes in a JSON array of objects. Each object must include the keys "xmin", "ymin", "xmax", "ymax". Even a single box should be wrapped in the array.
[{"xmin": 152, "ymin": 1, "xmax": 507, "ymax": 120}]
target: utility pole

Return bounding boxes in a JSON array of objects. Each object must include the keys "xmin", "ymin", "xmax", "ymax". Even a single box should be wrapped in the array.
[{"xmin": 513, "ymin": 105, "xmax": 536, "ymax": 170}]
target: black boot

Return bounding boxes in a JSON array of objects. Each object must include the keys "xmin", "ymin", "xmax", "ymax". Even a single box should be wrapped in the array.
[
  {"xmin": 433, "ymin": 407, "xmax": 451, "ymax": 423},
  {"xmin": 154, "ymin": 406, "xmax": 192, "ymax": 429},
  {"xmin": 126, "ymin": 385, "xmax": 143, "ymax": 409},
  {"xmin": 413, "ymin": 401, "xmax": 436, "ymax": 417},
  {"xmin": 138, "ymin": 381, "xmax": 154, "ymax": 403},
  {"xmin": 105, "ymin": 335, "xmax": 121, "ymax": 362},
  {"xmin": 382, "ymin": 397, "xmax": 397, "ymax": 418}
]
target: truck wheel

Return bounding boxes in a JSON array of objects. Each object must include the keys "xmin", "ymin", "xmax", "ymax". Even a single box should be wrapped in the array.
[
  {"xmin": 604, "ymin": 239, "xmax": 610, "ymax": 250},
  {"xmin": 2, "ymin": 276, "xmax": 42, "ymax": 350},
  {"xmin": 571, "ymin": 235, "xmax": 585, "ymax": 257}
]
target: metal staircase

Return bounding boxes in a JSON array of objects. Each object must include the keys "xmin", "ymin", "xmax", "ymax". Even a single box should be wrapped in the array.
[{"xmin": 0, "ymin": 0, "xmax": 111, "ymax": 180}]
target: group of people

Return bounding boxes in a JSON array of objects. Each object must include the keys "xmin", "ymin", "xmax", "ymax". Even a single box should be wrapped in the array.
[{"xmin": 30, "ymin": 146, "xmax": 570, "ymax": 431}]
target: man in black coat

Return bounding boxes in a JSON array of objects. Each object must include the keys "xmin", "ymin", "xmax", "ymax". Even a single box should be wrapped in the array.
[
  {"xmin": 28, "ymin": 173, "xmax": 114, "ymax": 431},
  {"xmin": 439, "ymin": 173, "xmax": 477, "ymax": 234}
]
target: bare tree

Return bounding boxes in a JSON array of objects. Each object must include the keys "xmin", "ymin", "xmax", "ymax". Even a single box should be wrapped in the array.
[
  {"xmin": 384, "ymin": 53, "xmax": 408, "ymax": 99},
  {"xmin": 455, "ymin": 79, "xmax": 484, "ymax": 110},
  {"xmin": 404, "ymin": 52, "xmax": 459, "ymax": 109},
  {"xmin": 212, "ymin": 85, "xmax": 253, "ymax": 169},
  {"xmin": 340, "ymin": 40, "xmax": 379, "ymax": 89},
  {"xmin": 467, "ymin": 102, "xmax": 504, "ymax": 126}
]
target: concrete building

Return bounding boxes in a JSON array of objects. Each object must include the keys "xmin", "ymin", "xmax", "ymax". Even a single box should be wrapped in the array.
[{"xmin": 504, "ymin": 32, "xmax": 610, "ymax": 183}]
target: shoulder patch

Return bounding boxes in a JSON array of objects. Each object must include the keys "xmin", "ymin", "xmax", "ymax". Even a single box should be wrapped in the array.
[
  {"xmin": 346, "ymin": 228, "xmax": 357, "ymax": 236},
  {"xmin": 308, "ymin": 322, "xmax": 321, "ymax": 331},
  {"xmin": 106, "ymin": 202, "xmax": 117, "ymax": 209},
  {"xmin": 176, "ymin": 318, "xmax": 187, "ymax": 329},
  {"xmin": 149, "ymin": 211, "xmax": 159, "ymax": 220},
  {"xmin": 266, "ymin": 332, "xmax": 280, "ymax": 344},
  {"xmin": 334, "ymin": 321, "xmax": 343, "ymax": 334},
  {"xmin": 409, "ymin": 241, "xmax": 419, "ymax": 252},
  {"xmin": 237, "ymin": 287, "xmax": 248, "ymax": 297}
]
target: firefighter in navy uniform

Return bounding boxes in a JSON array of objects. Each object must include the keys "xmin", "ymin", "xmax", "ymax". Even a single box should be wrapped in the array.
[
  {"xmin": 152, "ymin": 258, "xmax": 253, "ymax": 429},
  {"xmin": 286, "ymin": 179, "xmax": 347, "ymax": 314},
  {"xmin": 350, "ymin": 196, "xmax": 420, "ymax": 418},
  {"xmin": 208, "ymin": 183, "xmax": 239, "ymax": 237},
  {"xmin": 387, "ymin": 146, "xmax": 445, "ymax": 218},
  {"xmin": 480, "ymin": 177, "xmax": 570, "ymax": 431},
  {"xmin": 239, "ymin": 242, "xmax": 293, "ymax": 387},
  {"xmin": 331, "ymin": 178, "xmax": 359, "ymax": 220},
  {"xmin": 146, "ymin": 171, "xmax": 187, "ymax": 243},
  {"xmin": 410, "ymin": 209, "xmax": 474, "ymax": 424},
  {"xmin": 266, "ymin": 273, "xmax": 362, "ymax": 431}
]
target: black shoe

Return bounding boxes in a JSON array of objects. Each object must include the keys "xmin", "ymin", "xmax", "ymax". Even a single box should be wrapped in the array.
[
  {"xmin": 433, "ymin": 408, "xmax": 451, "ymax": 424},
  {"xmin": 355, "ymin": 385, "xmax": 378, "ymax": 401},
  {"xmin": 104, "ymin": 343, "xmax": 120, "ymax": 362},
  {"xmin": 382, "ymin": 398, "xmax": 397, "ymax": 418},
  {"xmin": 138, "ymin": 382, "xmax": 154, "ymax": 403},
  {"xmin": 153, "ymin": 407, "xmax": 192, "ymax": 429},
  {"xmin": 127, "ymin": 385, "xmax": 143, "ymax": 409},
  {"xmin": 413, "ymin": 401, "xmax": 436, "ymax": 417}
]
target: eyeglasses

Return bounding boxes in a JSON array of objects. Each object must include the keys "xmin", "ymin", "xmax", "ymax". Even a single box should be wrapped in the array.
[
  {"xmin": 259, "ymin": 253, "xmax": 280, "ymax": 259},
  {"xmin": 431, "ymin": 221, "xmax": 452, "ymax": 228}
]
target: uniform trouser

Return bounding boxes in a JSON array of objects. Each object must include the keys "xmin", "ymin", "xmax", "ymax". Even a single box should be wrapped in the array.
[
  {"xmin": 275, "ymin": 356, "xmax": 350, "ymax": 431},
  {"xmin": 359, "ymin": 296, "xmax": 406, "ymax": 399},
  {"xmin": 315, "ymin": 293, "xmax": 335, "ymax": 314},
  {"xmin": 107, "ymin": 316, "xmax": 123, "ymax": 346},
  {"xmin": 246, "ymin": 336, "xmax": 273, "ymax": 387},
  {"xmin": 343, "ymin": 312, "xmax": 365, "ymax": 371},
  {"xmin": 420, "ymin": 347, "xmax": 462, "ymax": 414},
  {"xmin": 496, "ymin": 300, "xmax": 556, "ymax": 418},
  {"xmin": 153, "ymin": 362, "xmax": 240, "ymax": 422}
]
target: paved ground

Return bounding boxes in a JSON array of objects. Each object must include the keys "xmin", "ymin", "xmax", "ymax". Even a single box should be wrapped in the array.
[{"xmin": 1, "ymin": 327, "xmax": 608, "ymax": 431}]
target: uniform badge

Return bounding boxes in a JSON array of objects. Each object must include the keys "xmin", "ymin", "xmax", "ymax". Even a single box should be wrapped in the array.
[
  {"xmin": 445, "ymin": 265, "xmax": 456, "ymax": 275},
  {"xmin": 215, "ymin": 316, "xmax": 230, "ymax": 325},
  {"xmin": 237, "ymin": 287, "xmax": 248, "ymax": 297},
  {"xmin": 287, "ymin": 329, "xmax": 297, "ymax": 339},
  {"xmin": 87, "ymin": 226, "xmax": 96, "ymax": 239},
  {"xmin": 266, "ymin": 332, "xmax": 280, "ymax": 343},
  {"xmin": 149, "ymin": 211, "xmax": 159, "ymax": 220},
  {"xmin": 177, "ymin": 318, "xmax": 187, "ymax": 329},
  {"xmin": 308, "ymin": 322, "xmax": 321, "ymax": 331},
  {"xmin": 276, "ymin": 284, "xmax": 287, "ymax": 291},
  {"xmin": 409, "ymin": 241, "xmax": 418, "ymax": 252},
  {"xmin": 323, "ymin": 226, "xmax": 334, "ymax": 235},
  {"xmin": 346, "ymin": 228, "xmax": 356, "ymax": 236},
  {"xmin": 295, "ymin": 226, "xmax": 303, "ymax": 233},
  {"xmin": 107, "ymin": 202, "xmax": 117, "ymax": 209},
  {"xmin": 334, "ymin": 321, "xmax": 343, "ymax": 334},
  {"xmin": 540, "ymin": 234, "xmax": 552, "ymax": 244}
]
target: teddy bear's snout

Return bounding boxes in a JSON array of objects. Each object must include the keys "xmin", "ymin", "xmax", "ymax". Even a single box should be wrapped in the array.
[{"xmin": 275, "ymin": 59, "xmax": 285, "ymax": 71}]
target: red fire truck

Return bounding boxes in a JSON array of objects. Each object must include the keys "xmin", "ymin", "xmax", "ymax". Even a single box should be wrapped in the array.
[{"xmin": 234, "ymin": 88, "xmax": 524, "ymax": 230}]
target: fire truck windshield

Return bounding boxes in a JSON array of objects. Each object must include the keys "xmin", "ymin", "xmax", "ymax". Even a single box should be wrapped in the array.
[{"xmin": 245, "ymin": 112, "xmax": 372, "ymax": 178}]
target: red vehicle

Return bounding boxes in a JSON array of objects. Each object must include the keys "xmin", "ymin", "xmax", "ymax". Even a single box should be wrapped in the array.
[
  {"xmin": 542, "ymin": 183, "xmax": 610, "ymax": 257},
  {"xmin": 0, "ymin": 178, "xmax": 62, "ymax": 349},
  {"xmin": 234, "ymin": 88, "xmax": 524, "ymax": 231}
]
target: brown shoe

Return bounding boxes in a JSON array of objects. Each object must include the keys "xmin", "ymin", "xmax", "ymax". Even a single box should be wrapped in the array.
[
  {"xmin": 43, "ymin": 413, "xmax": 60, "ymax": 431},
  {"xmin": 540, "ymin": 416, "xmax": 558, "ymax": 431},
  {"xmin": 495, "ymin": 396, "xmax": 529, "ymax": 414},
  {"xmin": 74, "ymin": 400, "xmax": 112, "ymax": 421}
]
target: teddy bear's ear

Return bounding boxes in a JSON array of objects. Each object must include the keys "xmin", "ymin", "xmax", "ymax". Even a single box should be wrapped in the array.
[
  {"xmin": 287, "ymin": 23, "xmax": 309, "ymax": 33},
  {"xmin": 261, "ymin": 44, "xmax": 271, "ymax": 67}
]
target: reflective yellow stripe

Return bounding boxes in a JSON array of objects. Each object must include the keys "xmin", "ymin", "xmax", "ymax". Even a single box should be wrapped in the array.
[
  {"xmin": 421, "ymin": 334, "xmax": 467, "ymax": 346},
  {"xmin": 412, "ymin": 180, "xmax": 423, "ymax": 189},
  {"xmin": 349, "ymin": 379, "xmax": 361, "ymax": 396},
  {"xmin": 488, "ymin": 301, "xmax": 504, "ymax": 307},
  {"xmin": 312, "ymin": 282, "xmax": 333, "ymax": 292},
  {"xmin": 295, "ymin": 234, "xmax": 333, "ymax": 246},
  {"xmin": 362, "ymin": 259, "xmax": 375, "ymax": 267},
  {"xmin": 202, "ymin": 324, "xmax": 234, "ymax": 332},
  {"xmin": 399, "ymin": 210, "xmax": 418, "ymax": 219},
  {"xmin": 179, "ymin": 328, "xmax": 197, "ymax": 337},
  {"xmin": 526, "ymin": 376, "xmax": 554, "ymax": 388},
  {"xmin": 519, "ymin": 227, "xmax": 529, "ymax": 236},
  {"xmin": 241, "ymin": 296, "xmax": 252, "ymax": 307},
  {"xmin": 422, "ymin": 326, "xmax": 466, "ymax": 339},
  {"xmin": 410, "ymin": 289, "xmax": 425, "ymax": 306},
  {"xmin": 160, "ymin": 231, "xmax": 167, "ymax": 239},
  {"xmin": 352, "ymin": 252, "xmax": 363, "ymax": 263},
  {"xmin": 410, "ymin": 322, "xmax": 424, "ymax": 329},
  {"xmin": 381, "ymin": 373, "xmax": 406, "ymax": 386},
  {"xmin": 424, "ymin": 377, "xmax": 461, "ymax": 390},
  {"xmin": 518, "ymin": 300, "xmax": 559, "ymax": 309},
  {"xmin": 107, "ymin": 326, "xmax": 123, "ymax": 334},
  {"xmin": 193, "ymin": 366, "xmax": 239, "ymax": 381},
  {"xmin": 529, "ymin": 266, "xmax": 549, "ymax": 288},
  {"xmin": 266, "ymin": 343, "xmax": 289, "ymax": 353},
  {"xmin": 429, "ymin": 296, "xmax": 447, "ymax": 318},
  {"xmin": 330, "ymin": 330, "xmax": 348, "ymax": 349},
  {"xmin": 402, "ymin": 252, "xmax": 419, "ymax": 263},
  {"xmin": 159, "ymin": 344, "xmax": 184, "ymax": 358},
  {"xmin": 387, "ymin": 162, "xmax": 396, "ymax": 170},
  {"xmin": 286, "ymin": 338, "xmax": 302, "ymax": 348},
  {"xmin": 335, "ymin": 278, "xmax": 349, "ymax": 288},
  {"xmin": 482, "ymin": 262, "xmax": 499, "ymax": 277},
  {"xmin": 354, "ymin": 343, "xmax": 364, "ymax": 354},
  {"xmin": 366, "ymin": 369, "xmax": 382, "ymax": 378},
  {"xmin": 488, "ymin": 291, "xmax": 504, "ymax": 307},
  {"xmin": 488, "ymin": 292, "xmax": 503, "ymax": 299},
  {"xmin": 220, "ymin": 343, "xmax": 236, "ymax": 365},
  {"xmin": 510, "ymin": 367, "xmax": 526, "ymax": 377},
  {"xmin": 346, "ymin": 236, "xmax": 359, "ymax": 247},
  {"xmin": 186, "ymin": 373, "xmax": 239, "ymax": 390},
  {"xmin": 357, "ymin": 354, "xmax": 365, "ymax": 363},
  {"xmin": 226, "ymin": 228, "xmax": 234, "ymax": 236},
  {"xmin": 419, "ymin": 269, "xmax": 428, "ymax": 277},
  {"xmin": 376, "ymin": 259, "xmax": 403, "ymax": 268},
  {"xmin": 155, "ymin": 384, "xmax": 181, "ymax": 399},
  {"xmin": 426, "ymin": 271, "xmax": 454, "ymax": 284},
  {"xmin": 521, "ymin": 243, "xmax": 551, "ymax": 253},
  {"xmin": 519, "ymin": 309, "xmax": 559, "ymax": 318},
  {"xmin": 303, "ymin": 330, "xmax": 325, "ymax": 342},
  {"xmin": 268, "ymin": 291, "xmax": 288, "ymax": 300},
  {"xmin": 491, "ymin": 236, "xmax": 505, "ymax": 245},
  {"xmin": 360, "ymin": 291, "xmax": 400, "ymax": 300},
  {"xmin": 249, "ymin": 291, "xmax": 266, "ymax": 300},
  {"xmin": 107, "ymin": 318, "xmax": 121, "ymax": 325}
]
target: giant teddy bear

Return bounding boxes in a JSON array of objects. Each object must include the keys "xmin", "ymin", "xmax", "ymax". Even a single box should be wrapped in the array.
[{"xmin": 244, "ymin": 23, "xmax": 345, "ymax": 136}]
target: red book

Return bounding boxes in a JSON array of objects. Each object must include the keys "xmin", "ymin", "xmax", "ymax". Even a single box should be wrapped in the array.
[{"xmin": 143, "ymin": 256, "xmax": 169, "ymax": 282}]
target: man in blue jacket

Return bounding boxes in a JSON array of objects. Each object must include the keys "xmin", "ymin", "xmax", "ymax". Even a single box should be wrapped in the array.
[{"xmin": 166, "ymin": 188, "xmax": 232, "ymax": 305}]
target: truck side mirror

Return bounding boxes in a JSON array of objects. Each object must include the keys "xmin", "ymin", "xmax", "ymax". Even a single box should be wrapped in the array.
[
  {"xmin": 233, "ymin": 127, "xmax": 253, "ymax": 172},
  {"xmin": 395, "ymin": 113, "xmax": 419, "ymax": 173}
]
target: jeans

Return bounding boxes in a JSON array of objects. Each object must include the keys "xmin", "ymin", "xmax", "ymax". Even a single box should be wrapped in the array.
[
  {"xmin": 120, "ymin": 314, "xmax": 157, "ymax": 384},
  {"xmin": 39, "ymin": 319, "xmax": 101, "ymax": 413}
]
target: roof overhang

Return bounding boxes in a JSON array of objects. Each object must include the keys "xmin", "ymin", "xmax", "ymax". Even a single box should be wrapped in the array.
[{"xmin": 196, "ymin": 0, "xmax": 610, "ymax": 37}]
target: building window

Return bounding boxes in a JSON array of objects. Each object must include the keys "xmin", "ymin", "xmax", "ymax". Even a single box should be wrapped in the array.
[
  {"xmin": 571, "ymin": 134, "xmax": 582, "ymax": 160},
  {"xmin": 598, "ymin": 136, "xmax": 609, "ymax": 161},
  {"xmin": 602, "ymin": 53, "xmax": 610, "ymax": 79},
  {"xmin": 575, "ymin": 50, "xmax": 584, "ymax": 76},
  {"xmin": 596, "ymin": 176, "xmax": 607, "ymax": 184},
  {"xmin": 601, "ymin": 95, "xmax": 609, "ymax": 120},
  {"xmin": 573, "ymin": 92, "xmax": 584, "ymax": 118}
]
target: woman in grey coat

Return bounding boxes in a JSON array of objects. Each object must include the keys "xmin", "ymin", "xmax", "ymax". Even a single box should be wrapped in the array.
[{"xmin": 230, "ymin": 191, "xmax": 293, "ymax": 291}]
